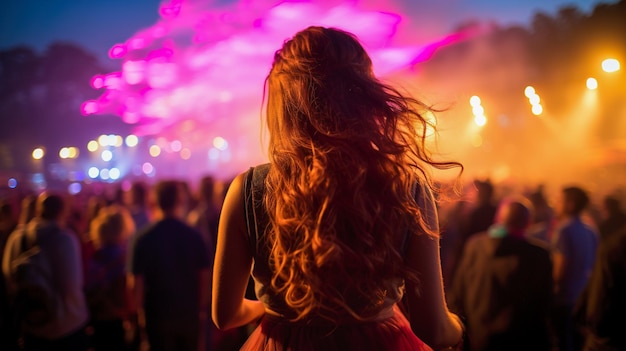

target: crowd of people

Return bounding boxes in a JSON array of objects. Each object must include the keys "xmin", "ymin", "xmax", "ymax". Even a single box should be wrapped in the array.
[
  {"xmin": 0, "ymin": 26, "xmax": 625, "ymax": 351},
  {"xmin": 0, "ymin": 171, "xmax": 625, "ymax": 351}
]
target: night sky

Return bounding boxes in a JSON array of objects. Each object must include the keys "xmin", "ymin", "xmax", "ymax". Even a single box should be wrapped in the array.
[{"xmin": 0, "ymin": 0, "xmax": 617, "ymax": 64}]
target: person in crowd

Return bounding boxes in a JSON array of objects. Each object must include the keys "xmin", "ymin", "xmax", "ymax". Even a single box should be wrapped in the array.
[
  {"xmin": 2, "ymin": 192, "xmax": 89, "ymax": 351},
  {"xmin": 17, "ymin": 195, "xmax": 37, "ymax": 228},
  {"xmin": 449, "ymin": 197, "xmax": 553, "ymax": 351},
  {"xmin": 448, "ymin": 179, "xmax": 498, "ymax": 286},
  {"xmin": 597, "ymin": 195, "xmax": 626, "ymax": 241},
  {"xmin": 188, "ymin": 175, "xmax": 220, "ymax": 256},
  {"xmin": 84, "ymin": 205, "xmax": 135, "ymax": 351},
  {"xmin": 127, "ymin": 180, "xmax": 211, "ymax": 351},
  {"xmin": 464, "ymin": 179, "xmax": 499, "ymax": 240},
  {"xmin": 525, "ymin": 185, "xmax": 555, "ymax": 246},
  {"xmin": 0, "ymin": 200, "xmax": 18, "ymax": 350},
  {"xmin": 552, "ymin": 186, "xmax": 598, "ymax": 351},
  {"xmin": 125, "ymin": 182, "xmax": 150, "ymax": 233},
  {"xmin": 576, "ymin": 225, "xmax": 626, "ymax": 351},
  {"xmin": 212, "ymin": 26, "xmax": 464, "ymax": 350}
]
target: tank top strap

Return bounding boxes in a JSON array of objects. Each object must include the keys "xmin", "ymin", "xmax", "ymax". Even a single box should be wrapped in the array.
[{"xmin": 243, "ymin": 163, "xmax": 271, "ymax": 256}]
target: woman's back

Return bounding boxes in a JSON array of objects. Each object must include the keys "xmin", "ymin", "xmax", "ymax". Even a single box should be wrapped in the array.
[{"xmin": 211, "ymin": 26, "xmax": 465, "ymax": 351}]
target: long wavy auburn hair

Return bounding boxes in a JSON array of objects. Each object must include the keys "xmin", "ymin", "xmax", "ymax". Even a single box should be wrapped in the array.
[{"xmin": 262, "ymin": 26, "xmax": 461, "ymax": 323}]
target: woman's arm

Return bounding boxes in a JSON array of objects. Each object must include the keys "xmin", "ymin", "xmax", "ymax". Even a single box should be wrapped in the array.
[
  {"xmin": 212, "ymin": 173, "xmax": 265, "ymax": 330},
  {"xmin": 404, "ymin": 185, "xmax": 464, "ymax": 350}
]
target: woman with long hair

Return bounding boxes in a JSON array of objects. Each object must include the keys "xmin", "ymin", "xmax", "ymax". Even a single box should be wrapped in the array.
[{"xmin": 212, "ymin": 26, "xmax": 464, "ymax": 350}]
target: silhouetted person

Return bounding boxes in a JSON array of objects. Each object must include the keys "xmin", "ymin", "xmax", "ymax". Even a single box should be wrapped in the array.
[
  {"xmin": 0, "ymin": 201, "xmax": 18, "ymax": 350},
  {"xmin": 576, "ymin": 225, "xmax": 626, "ymax": 351},
  {"xmin": 552, "ymin": 186, "xmax": 598, "ymax": 351},
  {"xmin": 187, "ymin": 175, "xmax": 220, "ymax": 257},
  {"xmin": 127, "ymin": 180, "xmax": 211, "ymax": 351},
  {"xmin": 450, "ymin": 197, "xmax": 553, "ymax": 351},
  {"xmin": 84, "ymin": 205, "xmax": 135, "ymax": 351},
  {"xmin": 450, "ymin": 179, "xmax": 498, "ymax": 287},
  {"xmin": 597, "ymin": 195, "xmax": 626, "ymax": 241},
  {"xmin": 3, "ymin": 192, "xmax": 89, "ymax": 351},
  {"xmin": 125, "ymin": 182, "xmax": 150, "ymax": 233},
  {"xmin": 526, "ymin": 185, "xmax": 555, "ymax": 246}
]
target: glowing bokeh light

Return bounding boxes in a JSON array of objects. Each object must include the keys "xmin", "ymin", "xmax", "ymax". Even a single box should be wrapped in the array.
[
  {"xmin": 109, "ymin": 44, "xmax": 128, "ymax": 59},
  {"xmin": 32, "ymin": 148, "xmax": 45, "ymax": 160},
  {"xmin": 8, "ymin": 178, "xmax": 17, "ymax": 189},
  {"xmin": 81, "ymin": 101, "xmax": 98, "ymax": 115},
  {"xmin": 87, "ymin": 140, "xmax": 99, "ymax": 152},
  {"xmin": 602, "ymin": 58, "xmax": 620, "ymax": 73},
  {"xmin": 181, "ymin": 148, "xmax": 191, "ymax": 160},
  {"xmin": 125, "ymin": 135, "xmax": 139, "ymax": 147},
  {"xmin": 91, "ymin": 75, "xmax": 104, "ymax": 89},
  {"xmin": 149, "ymin": 145, "xmax": 162, "ymax": 157},
  {"xmin": 586, "ymin": 77, "xmax": 598, "ymax": 90},
  {"xmin": 68, "ymin": 183, "xmax": 82, "ymax": 195},
  {"xmin": 524, "ymin": 86, "xmax": 536, "ymax": 98},
  {"xmin": 59, "ymin": 147, "xmax": 70, "ymax": 159},
  {"xmin": 171, "ymin": 140, "xmax": 182, "ymax": 152},
  {"xmin": 472, "ymin": 105, "xmax": 485, "ymax": 116},
  {"xmin": 88, "ymin": 167, "xmax": 100, "ymax": 178},
  {"xmin": 101, "ymin": 150, "xmax": 113, "ymax": 162},
  {"xmin": 474, "ymin": 115, "xmax": 487, "ymax": 127},
  {"xmin": 100, "ymin": 168, "xmax": 110, "ymax": 180},
  {"xmin": 109, "ymin": 168, "xmax": 121, "ymax": 180},
  {"xmin": 67, "ymin": 147, "xmax": 79, "ymax": 159},
  {"xmin": 142, "ymin": 162, "xmax": 154, "ymax": 175},
  {"xmin": 532, "ymin": 104, "xmax": 543, "ymax": 116},
  {"xmin": 528, "ymin": 94, "xmax": 540, "ymax": 105},
  {"xmin": 98, "ymin": 134, "xmax": 109, "ymax": 147},
  {"xmin": 213, "ymin": 137, "xmax": 228, "ymax": 151},
  {"xmin": 469, "ymin": 95, "xmax": 481, "ymax": 107},
  {"xmin": 114, "ymin": 135, "xmax": 124, "ymax": 147}
]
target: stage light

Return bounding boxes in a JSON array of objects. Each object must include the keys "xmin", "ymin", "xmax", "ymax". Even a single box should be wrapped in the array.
[
  {"xmin": 32, "ymin": 148, "xmax": 45, "ymax": 160},
  {"xmin": 149, "ymin": 145, "xmax": 161, "ymax": 157},
  {"xmin": 213, "ymin": 137, "xmax": 228, "ymax": 151},
  {"xmin": 109, "ymin": 168, "xmax": 121, "ymax": 180},
  {"xmin": 87, "ymin": 140, "xmax": 99, "ymax": 152},
  {"xmin": 529, "ymin": 94, "xmax": 540, "ymax": 105},
  {"xmin": 181, "ymin": 148, "xmax": 191, "ymax": 160},
  {"xmin": 586, "ymin": 77, "xmax": 598, "ymax": 90},
  {"xmin": 88, "ymin": 167, "xmax": 100, "ymax": 178},
  {"xmin": 532, "ymin": 104, "xmax": 543, "ymax": 116},
  {"xmin": 100, "ymin": 169, "xmax": 110, "ymax": 180},
  {"xmin": 67, "ymin": 147, "xmax": 79, "ymax": 159},
  {"xmin": 469, "ymin": 95, "xmax": 481, "ymax": 107},
  {"xmin": 59, "ymin": 147, "xmax": 70, "ymax": 159},
  {"xmin": 98, "ymin": 135, "xmax": 109, "ymax": 147},
  {"xmin": 101, "ymin": 150, "xmax": 113, "ymax": 162},
  {"xmin": 474, "ymin": 115, "xmax": 487, "ymax": 127},
  {"xmin": 142, "ymin": 162, "xmax": 154, "ymax": 175},
  {"xmin": 171, "ymin": 140, "xmax": 182, "ymax": 152},
  {"xmin": 472, "ymin": 105, "xmax": 484, "ymax": 116},
  {"xmin": 125, "ymin": 135, "xmax": 139, "ymax": 147},
  {"xmin": 524, "ymin": 86, "xmax": 536, "ymax": 98},
  {"xmin": 8, "ymin": 178, "xmax": 17, "ymax": 189},
  {"xmin": 602, "ymin": 58, "xmax": 620, "ymax": 73},
  {"xmin": 68, "ymin": 183, "xmax": 82, "ymax": 195}
]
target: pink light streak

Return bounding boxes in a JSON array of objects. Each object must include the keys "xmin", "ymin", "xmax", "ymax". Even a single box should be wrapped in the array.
[{"xmin": 86, "ymin": 0, "xmax": 476, "ymax": 176}]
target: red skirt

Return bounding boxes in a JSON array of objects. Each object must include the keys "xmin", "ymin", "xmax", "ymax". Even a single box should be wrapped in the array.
[{"xmin": 240, "ymin": 306, "xmax": 432, "ymax": 351}]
